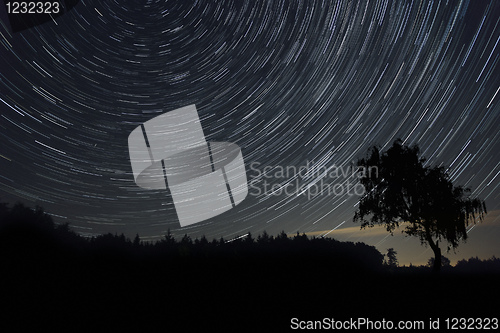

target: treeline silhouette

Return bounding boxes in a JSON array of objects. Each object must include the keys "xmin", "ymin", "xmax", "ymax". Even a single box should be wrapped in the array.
[
  {"xmin": 0, "ymin": 202, "xmax": 384, "ymax": 270},
  {"xmin": 1, "ymin": 202, "xmax": 497, "ymax": 272},
  {"xmin": 0, "ymin": 202, "xmax": 499, "ymax": 331}
]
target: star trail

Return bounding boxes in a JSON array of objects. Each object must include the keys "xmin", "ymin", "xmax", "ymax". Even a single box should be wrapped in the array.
[{"xmin": 0, "ymin": 0, "xmax": 498, "ymax": 263}]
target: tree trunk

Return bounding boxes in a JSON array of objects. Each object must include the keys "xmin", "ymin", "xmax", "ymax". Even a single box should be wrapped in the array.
[
  {"xmin": 425, "ymin": 229, "xmax": 441, "ymax": 273},
  {"xmin": 431, "ymin": 244, "xmax": 441, "ymax": 273}
]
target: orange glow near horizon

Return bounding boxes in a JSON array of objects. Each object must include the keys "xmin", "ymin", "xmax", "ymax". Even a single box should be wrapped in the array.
[{"xmin": 292, "ymin": 210, "xmax": 500, "ymax": 266}]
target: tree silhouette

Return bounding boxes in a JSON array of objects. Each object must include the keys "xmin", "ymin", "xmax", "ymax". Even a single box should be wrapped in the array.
[
  {"xmin": 257, "ymin": 230, "xmax": 271, "ymax": 244},
  {"xmin": 245, "ymin": 232, "xmax": 254, "ymax": 244},
  {"xmin": 133, "ymin": 233, "xmax": 141, "ymax": 247},
  {"xmin": 354, "ymin": 139, "xmax": 487, "ymax": 272},
  {"xmin": 162, "ymin": 228, "xmax": 176, "ymax": 247},
  {"xmin": 385, "ymin": 248, "xmax": 398, "ymax": 268}
]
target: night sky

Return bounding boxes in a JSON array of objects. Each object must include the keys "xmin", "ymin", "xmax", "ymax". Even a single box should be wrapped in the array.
[{"xmin": 0, "ymin": 0, "xmax": 499, "ymax": 265}]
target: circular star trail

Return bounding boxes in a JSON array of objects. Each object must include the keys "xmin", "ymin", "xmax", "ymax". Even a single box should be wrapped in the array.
[{"xmin": 0, "ymin": 1, "xmax": 499, "ymax": 262}]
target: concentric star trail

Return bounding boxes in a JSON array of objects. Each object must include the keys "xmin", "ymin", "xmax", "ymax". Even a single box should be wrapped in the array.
[{"xmin": 0, "ymin": 1, "xmax": 498, "ymax": 263}]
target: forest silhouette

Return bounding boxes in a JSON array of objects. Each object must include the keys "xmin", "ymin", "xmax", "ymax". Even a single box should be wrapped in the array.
[{"xmin": 0, "ymin": 201, "xmax": 499, "ymax": 331}]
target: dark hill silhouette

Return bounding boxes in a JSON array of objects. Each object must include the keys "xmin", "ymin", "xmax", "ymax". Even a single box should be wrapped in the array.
[{"xmin": 0, "ymin": 202, "xmax": 498, "ymax": 332}]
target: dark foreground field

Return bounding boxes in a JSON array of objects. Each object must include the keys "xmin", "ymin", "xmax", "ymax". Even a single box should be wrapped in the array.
[{"xmin": 0, "ymin": 206, "xmax": 498, "ymax": 332}]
